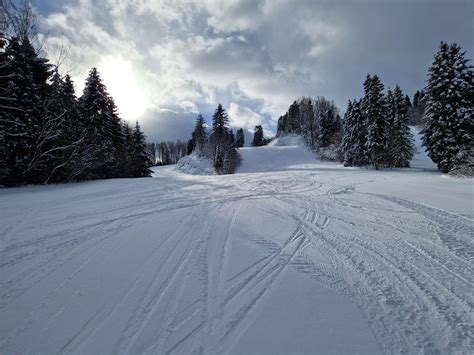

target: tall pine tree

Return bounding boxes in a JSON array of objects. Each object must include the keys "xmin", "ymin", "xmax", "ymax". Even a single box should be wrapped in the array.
[
  {"xmin": 79, "ymin": 67, "xmax": 124, "ymax": 179},
  {"xmin": 386, "ymin": 85, "xmax": 414, "ymax": 168},
  {"xmin": 422, "ymin": 42, "xmax": 473, "ymax": 173},
  {"xmin": 191, "ymin": 114, "xmax": 207, "ymax": 155},
  {"xmin": 252, "ymin": 125, "xmax": 265, "ymax": 146},
  {"xmin": 130, "ymin": 121, "xmax": 152, "ymax": 177},
  {"xmin": 363, "ymin": 74, "xmax": 387, "ymax": 169}
]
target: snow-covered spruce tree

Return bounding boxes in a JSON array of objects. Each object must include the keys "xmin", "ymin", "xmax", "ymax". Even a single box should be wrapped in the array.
[
  {"xmin": 363, "ymin": 74, "xmax": 387, "ymax": 170},
  {"xmin": 79, "ymin": 67, "xmax": 125, "ymax": 179},
  {"xmin": 121, "ymin": 121, "xmax": 134, "ymax": 173},
  {"xmin": 29, "ymin": 70, "xmax": 79, "ymax": 184},
  {"xmin": 235, "ymin": 128, "xmax": 245, "ymax": 148},
  {"xmin": 422, "ymin": 42, "xmax": 474, "ymax": 174},
  {"xmin": 315, "ymin": 98, "xmax": 342, "ymax": 148},
  {"xmin": 223, "ymin": 128, "xmax": 241, "ymax": 174},
  {"xmin": 0, "ymin": 35, "xmax": 52, "ymax": 186},
  {"xmin": 209, "ymin": 104, "xmax": 240, "ymax": 174},
  {"xmin": 340, "ymin": 99, "xmax": 367, "ymax": 166},
  {"xmin": 278, "ymin": 101, "xmax": 300, "ymax": 135},
  {"xmin": 299, "ymin": 98, "xmax": 315, "ymax": 148},
  {"xmin": 341, "ymin": 100, "xmax": 355, "ymax": 166},
  {"xmin": 130, "ymin": 121, "xmax": 152, "ymax": 177},
  {"xmin": 386, "ymin": 85, "xmax": 414, "ymax": 168},
  {"xmin": 191, "ymin": 114, "xmax": 207, "ymax": 155},
  {"xmin": 252, "ymin": 125, "xmax": 265, "ymax": 146}
]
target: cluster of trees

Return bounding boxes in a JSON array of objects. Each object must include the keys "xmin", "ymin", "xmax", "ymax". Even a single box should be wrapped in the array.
[
  {"xmin": 146, "ymin": 141, "xmax": 187, "ymax": 166},
  {"xmin": 422, "ymin": 42, "xmax": 473, "ymax": 174},
  {"xmin": 0, "ymin": 3, "xmax": 151, "ymax": 186},
  {"xmin": 277, "ymin": 97, "xmax": 342, "ymax": 151},
  {"xmin": 188, "ymin": 105, "xmax": 241, "ymax": 174},
  {"xmin": 272, "ymin": 42, "xmax": 472, "ymax": 175},
  {"xmin": 341, "ymin": 76, "xmax": 414, "ymax": 169}
]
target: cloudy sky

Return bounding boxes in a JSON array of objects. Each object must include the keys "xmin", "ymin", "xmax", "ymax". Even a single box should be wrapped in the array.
[{"xmin": 33, "ymin": 0, "xmax": 473, "ymax": 142}]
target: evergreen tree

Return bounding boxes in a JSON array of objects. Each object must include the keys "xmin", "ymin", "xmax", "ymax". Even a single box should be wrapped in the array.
[
  {"xmin": 210, "ymin": 104, "xmax": 227, "ymax": 168},
  {"xmin": 386, "ymin": 85, "xmax": 414, "ymax": 168},
  {"xmin": 341, "ymin": 100, "xmax": 355, "ymax": 166},
  {"xmin": 130, "ymin": 121, "xmax": 152, "ymax": 177},
  {"xmin": 287, "ymin": 101, "xmax": 300, "ymax": 133},
  {"xmin": 208, "ymin": 104, "xmax": 240, "ymax": 174},
  {"xmin": 363, "ymin": 74, "xmax": 387, "ymax": 169},
  {"xmin": 0, "ymin": 35, "xmax": 52, "ymax": 185},
  {"xmin": 299, "ymin": 98, "xmax": 315, "ymax": 148},
  {"xmin": 422, "ymin": 42, "xmax": 473, "ymax": 173},
  {"xmin": 191, "ymin": 114, "xmax": 207, "ymax": 155},
  {"xmin": 317, "ymin": 101, "xmax": 342, "ymax": 148},
  {"xmin": 252, "ymin": 125, "xmax": 265, "ymax": 146},
  {"xmin": 79, "ymin": 67, "xmax": 124, "ymax": 179},
  {"xmin": 341, "ymin": 99, "xmax": 367, "ymax": 166},
  {"xmin": 235, "ymin": 128, "xmax": 245, "ymax": 148},
  {"xmin": 408, "ymin": 90, "xmax": 426, "ymax": 125},
  {"xmin": 222, "ymin": 129, "xmax": 240, "ymax": 174}
]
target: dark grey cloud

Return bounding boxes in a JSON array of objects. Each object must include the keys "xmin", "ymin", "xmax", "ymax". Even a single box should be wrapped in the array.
[{"xmin": 37, "ymin": 0, "xmax": 473, "ymax": 142}]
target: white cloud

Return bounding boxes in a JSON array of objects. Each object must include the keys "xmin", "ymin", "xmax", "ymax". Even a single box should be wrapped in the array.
[
  {"xmin": 228, "ymin": 103, "xmax": 264, "ymax": 130},
  {"xmin": 37, "ymin": 0, "xmax": 473, "ymax": 142}
]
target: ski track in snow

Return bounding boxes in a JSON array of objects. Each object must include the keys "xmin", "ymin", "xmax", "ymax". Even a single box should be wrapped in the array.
[{"xmin": 1, "ymin": 136, "xmax": 473, "ymax": 354}]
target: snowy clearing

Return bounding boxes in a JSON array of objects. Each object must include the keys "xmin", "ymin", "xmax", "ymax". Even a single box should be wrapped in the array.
[{"xmin": 0, "ymin": 132, "xmax": 473, "ymax": 354}]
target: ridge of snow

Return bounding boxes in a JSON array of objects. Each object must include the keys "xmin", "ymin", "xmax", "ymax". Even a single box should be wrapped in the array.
[
  {"xmin": 268, "ymin": 134, "xmax": 307, "ymax": 147},
  {"xmin": 175, "ymin": 153, "xmax": 215, "ymax": 175}
]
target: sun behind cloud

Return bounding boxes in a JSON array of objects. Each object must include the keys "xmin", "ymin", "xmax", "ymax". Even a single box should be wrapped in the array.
[{"xmin": 98, "ymin": 56, "xmax": 152, "ymax": 121}]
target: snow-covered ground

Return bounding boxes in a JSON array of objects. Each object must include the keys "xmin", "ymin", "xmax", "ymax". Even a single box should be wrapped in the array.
[{"xmin": 0, "ymin": 130, "xmax": 473, "ymax": 354}]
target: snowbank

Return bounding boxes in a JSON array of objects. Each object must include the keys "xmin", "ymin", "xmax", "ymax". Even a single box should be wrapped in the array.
[
  {"xmin": 268, "ymin": 134, "xmax": 307, "ymax": 147},
  {"xmin": 174, "ymin": 154, "xmax": 215, "ymax": 175}
]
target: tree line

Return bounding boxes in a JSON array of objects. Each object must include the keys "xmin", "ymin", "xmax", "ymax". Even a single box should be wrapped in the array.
[
  {"xmin": 0, "ymin": 3, "xmax": 151, "ymax": 186},
  {"xmin": 341, "ymin": 76, "xmax": 414, "ymax": 169},
  {"xmin": 341, "ymin": 41, "xmax": 472, "ymax": 173},
  {"xmin": 146, "ymin": 141, "xmax": 187, "ymax": 166},
  {"xmin": 277, "ymin": 96, "xmax": 342, "ymax": 151},
  {"xmin": 274, "ymin": 41, "xmax": 472, "ymax": 174}
]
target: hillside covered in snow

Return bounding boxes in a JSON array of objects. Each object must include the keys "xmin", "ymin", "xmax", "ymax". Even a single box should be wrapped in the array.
[{"xmin": 1, "ymin": 128, "xmax": 472, "ymax": 354}]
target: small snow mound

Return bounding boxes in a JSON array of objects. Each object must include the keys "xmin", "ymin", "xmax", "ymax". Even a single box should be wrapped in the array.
[
  {"xmin": 268, "ymin": 134, "xmax": 307, "ymax": 147},
  {"xmin": 175, "ymin": 154, "xmax": 215, "ymax": 175}
]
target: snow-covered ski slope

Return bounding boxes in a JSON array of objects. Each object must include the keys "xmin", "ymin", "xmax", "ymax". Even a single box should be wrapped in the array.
[{"xmin": 1, "ymin": 130, "xmax": 473, "ymax": 354}]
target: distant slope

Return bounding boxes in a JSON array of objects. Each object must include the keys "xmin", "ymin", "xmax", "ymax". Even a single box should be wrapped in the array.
[
  {"xmin": 238, "ymin": 128, "xmax": 437, "ymax": 173},
  {"xmin": 237, "ymin": 135, "xmax": 318, "ymax": 173},
  {"xmin": 410, "ymin": 126, "xmax": 438, "ymax": 170}
]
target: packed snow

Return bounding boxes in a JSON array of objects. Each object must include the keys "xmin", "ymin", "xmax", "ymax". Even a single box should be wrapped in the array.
[{"xmin": 0, "ymin": 130, "xmax": 473, "ymax": 354}]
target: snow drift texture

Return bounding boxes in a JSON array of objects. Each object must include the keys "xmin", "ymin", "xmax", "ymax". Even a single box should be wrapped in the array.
[{"xmin": 0, "ymin": 128, "xmax": 472, "ymax": 354}]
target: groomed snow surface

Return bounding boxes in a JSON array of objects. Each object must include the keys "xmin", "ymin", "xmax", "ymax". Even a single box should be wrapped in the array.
[{"xmin": 1, "ymin": 128, "xmax": 473, "ymax": 354}]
